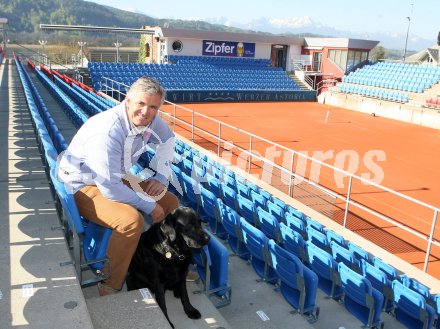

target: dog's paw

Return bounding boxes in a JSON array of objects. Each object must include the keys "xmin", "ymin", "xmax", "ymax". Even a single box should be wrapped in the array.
[{"xmin": 185, "ymin": 307, "xmax": 201, "ymax": 319}]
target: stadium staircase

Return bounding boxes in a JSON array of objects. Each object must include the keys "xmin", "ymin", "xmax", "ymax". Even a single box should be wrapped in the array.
[
  {"xmin": 77, "ymin": 66, "xmax": 93, "ymax": 88},
  {"xmin": 288, "ymin": 72, "xmax": 311, "ymax": 90}
]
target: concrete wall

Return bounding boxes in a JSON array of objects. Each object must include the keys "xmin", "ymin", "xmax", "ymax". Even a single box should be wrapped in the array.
[{"xmin": 321, "ymin": 92, "xmax": 440, "ymax": 129}]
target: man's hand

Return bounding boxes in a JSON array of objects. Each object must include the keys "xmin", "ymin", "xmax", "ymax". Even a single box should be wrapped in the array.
[
  {"xmin": 141, "ymin": 179, "xmax": 166, "ymax": 197},
  {"xmin": 149, "ymin": 203, "xmax": 165, "ymax": 223}
]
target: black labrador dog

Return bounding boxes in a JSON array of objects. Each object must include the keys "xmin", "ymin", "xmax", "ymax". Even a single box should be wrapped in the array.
[{"xmin": 126, "ymin": 207, "xmax": 210, "ymax": 328}]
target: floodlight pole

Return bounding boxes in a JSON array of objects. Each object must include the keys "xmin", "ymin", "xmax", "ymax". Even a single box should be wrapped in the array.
[
  {"xmin": 78, "ymin": 41, "xmax": 87, "ymax": 67},
  {"xmin": 402, "ymin": 3, "xmax": 413, "ymax": 63},
  {"xmin": 402, "ymin": 17, "xmax": 411, "ymax": 63},
  {"xmin": 38, "ymin": 39, "xmax": 47, "ymax": 53},
  {"xmin": 38, "ymin": 40, "xmax": 47, "ymax": 65},
  {"xmin": 114, "ymin": 40, "xmax": 122, "ymax": 63}
]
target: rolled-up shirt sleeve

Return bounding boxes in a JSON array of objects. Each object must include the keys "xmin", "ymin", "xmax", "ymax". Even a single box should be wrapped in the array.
[{"xmin": 85, "ymin": 132, "xmax": 156, "ymax": 214}]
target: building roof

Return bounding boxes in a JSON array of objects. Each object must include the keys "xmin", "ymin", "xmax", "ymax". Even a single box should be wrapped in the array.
[
  {"xmin": 160, "ymin": 27, "xmax": 304, "ymax": 45},
  {"xmin": 405, "ymin": 44, "xmax": 440, "ymax": 64},
  {"xmin": 304, "ymin": 37, "xmax": 379, "ymax": 50}
]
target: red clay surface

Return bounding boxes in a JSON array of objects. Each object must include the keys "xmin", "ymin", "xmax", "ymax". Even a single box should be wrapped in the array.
[{"xmin": 161, "ymin": 101, "xmax": 440, "ymax": 278}]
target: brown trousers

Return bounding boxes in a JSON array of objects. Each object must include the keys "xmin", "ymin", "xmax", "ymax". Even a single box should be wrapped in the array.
[{"xmin": 74, "ymin": 185, "xmax": 179, "ymax": 290}]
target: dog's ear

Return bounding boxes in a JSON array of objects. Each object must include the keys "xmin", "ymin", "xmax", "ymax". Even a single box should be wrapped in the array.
[
  {"xmin": 175, "ymin": 207, "xmax": 200, "ymax": 227},
  {"xmin": 160, "ymin": 209, "xmax": 179, "ymax": 241},
  {"xmin": 160, "ymin": 221, "xmax": 176, "ymax": 241}
]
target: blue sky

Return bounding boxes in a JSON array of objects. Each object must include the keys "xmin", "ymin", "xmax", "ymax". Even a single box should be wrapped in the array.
[{"xmin": 88, "ymin": 0, "xmax": 437, "ymax": 40}]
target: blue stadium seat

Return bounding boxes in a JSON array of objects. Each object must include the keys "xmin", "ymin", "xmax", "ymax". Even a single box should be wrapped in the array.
[
  {"xmin": 169, "ymin": 164, "xmax": 184, "ymax": 198},
  {"xmin": 347, "ymin": 241, "xmax": 370, "ymax": 268},
  {"xmin": 256, "ymin": 207, "xmax": 281, "ymax": 242},
  {"xmin": 217, "ymin": 200, "xmax": 250, "ymax": 259},
  {"xmin": 392, "ymin": 280, "xmax": 435, "ymax": 329},
  {"xmin": 433, "ymin": 294, "xmax": 440, "ymax": 329},
  {"xmin": 338, "ymin": 262, "xmax": 384, "ymax": 329},
  {"xmin": 361, "ymin": 260, "xmax": 394, "ymax": 312},
  {"xmin": 286, "ymin": 206, "xmax": 305, "ymax": 221},
  {"xmin": 50, "ymin": 170, "xmax": 111, "ymax": 286},
  {"xmin": 197, "ymin": 184, "xmax": 218, "ymax": 227},
  {"xmin": 371, "ymin": 257, "xmax": 399, "ymax": 282},
  {"xmin": 325, "ymin": 229, "xmax": 347, "ymax": 248},
  {"xmin": 181, "ymin": 172, "xmax": 199, "ymax": 209},
  {"xmin": 192, "ymin": 230, "xmax": 231, "ymax": 308},
  {"xmin": 220, "ymin": 184, "xmax": 238, "ymax": 210},
  {"xmin": 250, "ymin": 189, "xmax": 267, "ymax": 211},
  {"xmin": 240, "ymin": 218, "xmax": 277, "ymax": 283},
  {"xmin": 236, "ymin": 181, "xmax": 251, "ymax": 199},
  {"xmin": 399, "ymin": 274, "xmax": 431, "ymax": 300},
  {"xmin": 331, "ymin": 241, "xmax": 357, "ymax": 271},
  {"xmin": 266, "ymin": 200, "xmax": 285, "ymax": 223},
  {"xmin": 279, "ymin": 223, "xmax": 308, "ymax": 263},
  {"xmin": 307, "ymin": 226, "xmax": 331, "ymax": 252},
  {"xmin": 285, "ymin": 212, "xmax": 307, "ymax": 239},
  {"xmin": 305, "ymin": 217, "xmax": 324, "ymax": 232},
  {"xmin": 236, "ymin": 194, "xmax": 257, "ymax": 225},
  {"xmin": 306, "ymin": 241, "xmax": 343, "ymax": 299},
  {"xmin": 205, "ymin": 173, "xmax": 222, "ymax": 199},
  {"xmin": 268, "ymin": 240, "xmax": 320, "ymax": 321}
]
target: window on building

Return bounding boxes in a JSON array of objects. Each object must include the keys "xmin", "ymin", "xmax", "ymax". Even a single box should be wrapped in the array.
[
  {"xmin": 328, "ymin": 49, "xmax": 347, "ymax": 71},
  {"xmin": 361, "ymin": 51, "xmax": 368, "ymax": 62},
  {"xmin": 172, "ymin": 40, "xmax": 183, "ymax": 52},
  {"xmin": 346, "ymin": 50, "xmax": 370, "ymax": 71},
  {"xmin": 145, "ymin": 43, "xmax": 150, "ymax": 57}
]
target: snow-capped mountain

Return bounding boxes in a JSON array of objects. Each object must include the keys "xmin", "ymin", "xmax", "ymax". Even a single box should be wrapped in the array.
[{"xmin": 205, "ymin": 16, "xmax": 434, "ymax": 51}]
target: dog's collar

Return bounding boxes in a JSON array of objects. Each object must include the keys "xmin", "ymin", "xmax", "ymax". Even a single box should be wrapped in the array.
[{"xmin": 153, "ymin": 239, "xmax": 186, "ymax": 260}]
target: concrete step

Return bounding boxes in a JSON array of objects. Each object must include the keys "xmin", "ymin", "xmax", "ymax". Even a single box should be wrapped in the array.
[
  {"xmin": 288, "ymin": 72, "xmax": 311, "ymax": 90},
  {"xmin": 86, "ymin": 289, "xmax": 171, "ymax": 329},
  {"xmin": 0, "ymin": 58, "xmax": 94, "ymax": 329},
  {"xmin": 84, "ymin": 282, "xmax": 231, "ymax": 329}
]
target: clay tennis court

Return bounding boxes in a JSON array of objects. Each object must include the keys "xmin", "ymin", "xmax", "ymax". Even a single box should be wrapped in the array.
[{"xmin": 161, "ymin": 101, "xmax": 440, "ymax": 279}]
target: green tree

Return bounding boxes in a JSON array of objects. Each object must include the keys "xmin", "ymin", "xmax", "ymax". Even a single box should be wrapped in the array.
[{"xmin": 370, "ymin": 45, "xmax": 386, "ymax": 62}]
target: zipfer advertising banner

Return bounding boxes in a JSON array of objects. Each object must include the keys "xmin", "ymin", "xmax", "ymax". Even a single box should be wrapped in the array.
[{"xmin": 202, "ymin": 40, "xmax": 255, "ymax": 57}]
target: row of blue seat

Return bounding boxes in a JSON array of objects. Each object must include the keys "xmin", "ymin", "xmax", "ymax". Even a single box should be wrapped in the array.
[
  {"xmin": 15, "ymin": 55, "xmax": 113, "ymax": 287},
  {"xmin": 54, "ymin": 76, "xmax": 102, "ymax": 117},
  {"xmin": 96, "ymin": 75, "xmax": 298, "ymax": 91},
  {"xmin": 166, "ymin": 55, "xmax": 272, "ymax": 67},
  {"xmin": 342, "ymin": 62, "xmax": 440, "ymax": 94},
  {"xmin": 91, "ymin": 66, "xmax": 283, "ymax": 74},
  {"xmin": 338, "ymin": 83, "xmax": 410, "ymax": 103},
  {"xmin": 71, "ymin": 82, "xmax": 116, "ymax": 111},
  {"xmin": 88, "ymin": 59, "xmax": 301, "ymax": 92}
]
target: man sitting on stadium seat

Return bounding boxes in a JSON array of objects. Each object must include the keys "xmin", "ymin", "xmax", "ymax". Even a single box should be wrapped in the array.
[{"xmin": 57, "ymin": 76, "xmax": 179, "ymax": 295}]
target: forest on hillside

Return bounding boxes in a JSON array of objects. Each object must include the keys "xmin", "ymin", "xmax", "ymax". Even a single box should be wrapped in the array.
[{"xmin": 0, "ymin": 0, "xmax": 250, "ymax": 45}]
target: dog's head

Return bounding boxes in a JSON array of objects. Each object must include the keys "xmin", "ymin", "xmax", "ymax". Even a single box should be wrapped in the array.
[{"xmin": 160, "ymin": 207, "xmax": 210, "ymax": 249}]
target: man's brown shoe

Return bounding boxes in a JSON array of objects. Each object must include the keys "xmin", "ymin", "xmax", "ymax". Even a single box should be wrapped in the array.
[{"xmin": 97, "ymin": 282, "xmax": 119, "ymax": 296}]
